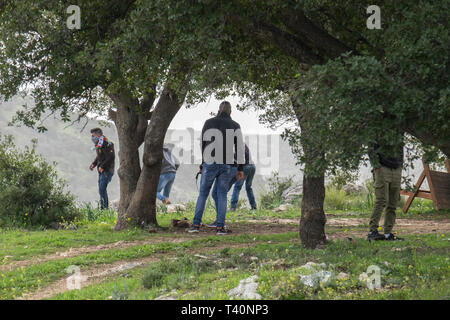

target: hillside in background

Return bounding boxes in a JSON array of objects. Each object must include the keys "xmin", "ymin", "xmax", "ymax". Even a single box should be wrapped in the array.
[{"xmin": 0, "ymin": 96, "xmax": 303, "ymax": 205}]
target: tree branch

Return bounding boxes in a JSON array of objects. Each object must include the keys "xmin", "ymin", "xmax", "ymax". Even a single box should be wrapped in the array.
[{"xmin": 229, "ymin": 15, "xmax": 323, "ymax": 65}]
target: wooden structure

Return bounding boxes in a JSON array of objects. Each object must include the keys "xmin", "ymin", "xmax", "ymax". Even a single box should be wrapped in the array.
[{"xmin": 400, "ymin": 159, "xmax": 450, "ymax": 213}]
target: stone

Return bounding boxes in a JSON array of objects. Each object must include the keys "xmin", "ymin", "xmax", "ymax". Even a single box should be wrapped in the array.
[
  {"xmin": 148, "ymin": 225, "xmax": 157, "ymax": 233},
  {"xmin": 155, "ymin": 290, "xmax": 178, "ymax": 300},
  {"xmin": 227, "ymin": 276, "xmax": 261, "ymax": 300},
  {"xmin": 296, "ymin": 262, "xmax": 334, "ymax": 288},
  {"xmin": 167, "ymin": 204, "xmax": 187, "ymax": 213},
  {"xmin": 336, "ymin": 272, "xmax": 349, "ymax": 280},
  {"xmin": 273, "ymin": 204, "xmax": 288, "ymax": 212},
  {"xmin": 342, "ymin": 183, "xmax": 364, "ymax": 195}
]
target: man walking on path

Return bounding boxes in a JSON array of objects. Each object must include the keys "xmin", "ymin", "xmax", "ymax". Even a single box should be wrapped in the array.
[
  {"xmin": 156, "ymin": 144, "xmax": 180, "ymax": 204},
  {"xmin": 208, "ymin": 144, "xmax": 257, "ymax": 228},
  {"xmin": 89, "ymin": 128, "xmax": 115, "ymax": 210},
  {"xmin": 189, "ymin": 101, "xmax": 245, "ymax": 235},
  {"xmin": 367, "ymin": 138, "xmax": 404, "ymax": 241}
]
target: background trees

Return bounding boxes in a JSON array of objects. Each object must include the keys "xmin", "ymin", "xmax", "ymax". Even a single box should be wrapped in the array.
[{"xmin": 1, "ymin": 0, "xmax": 448, "ymax": 248}]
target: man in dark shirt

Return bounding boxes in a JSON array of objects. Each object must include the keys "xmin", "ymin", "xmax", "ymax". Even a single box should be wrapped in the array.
[
  {"xmin": 189, "ymin": 101, "xmax": 244, "ymax": 235},
  {"xmin": 89, "ymin": 128, "xmax": 115, "ymax": 210},
  {"xmin": 367, "ymin": 137, "xmax": 404, "ymax": 241}
]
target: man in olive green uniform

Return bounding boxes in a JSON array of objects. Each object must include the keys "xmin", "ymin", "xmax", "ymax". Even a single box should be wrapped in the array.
[{"xmin": 367, "ymin": 141, "xmax": 404, "ymax": 241}]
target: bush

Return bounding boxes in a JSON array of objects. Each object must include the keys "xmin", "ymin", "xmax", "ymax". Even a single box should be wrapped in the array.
[
  {"xmin": 324, "ymin": 187, "xmax": 351, "ymax": 210},
  {"xmin": 260, "ymin": 171, "xmax": 294, "ymax": 209},
  {"xmin": 0, "ymin": 134, "xmax": 79, "ymax": 228},
  {"xmin": 328, "ymin": 169, "xmax": 358, "ymax": 190}
]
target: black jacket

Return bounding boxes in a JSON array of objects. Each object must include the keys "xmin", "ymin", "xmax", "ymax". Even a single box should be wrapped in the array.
[
  {"xmin": 370, "ymin": 143, "xmax": 404, "ymax": 169},
  {"xmin": 92, "ymin": 139, "xmax": 115, "ymax": 173},
  {"xmin": 201, "ymin": 112, "xmax": 245, "ymax": 171}
]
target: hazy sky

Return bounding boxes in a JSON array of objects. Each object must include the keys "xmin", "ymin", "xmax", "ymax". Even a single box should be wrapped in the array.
[{"xmin": 169, "ymin": 95, "xmax": 286, "ymax": 135}]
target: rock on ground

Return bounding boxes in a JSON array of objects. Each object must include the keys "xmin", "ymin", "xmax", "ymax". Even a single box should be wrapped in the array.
[
  {"xmin": 342, "ymin": 183, "xmax": 364, "ymax": 195},
  {"xmin": 273, "ymin": 204, "xmax": 289, "ymax": 212},
  {"xmin": 167, "ymin": 204, "xmax": 187, "ymax": 213},
  {"xmin": 154, "ymin": 290, "xmax": 178, "ymax": 300},
  {"xmin": 227, "ymin": 275, "xmax": 262, "ymax": 300},
  {"xmin": 297, "ymin": 262, "xmax": 334, "ymax": 288}
]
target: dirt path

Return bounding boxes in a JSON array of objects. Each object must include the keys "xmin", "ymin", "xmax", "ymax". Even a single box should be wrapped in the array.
[
  {"xmin": 11, "ymin": 216, "xmax": 450, "ymax": 300},
  {"xmin": 4, "ymin": 217, "xmax": 448, "ymax": 272},
  {"xmin": 0, "ymin": 236, "xmax": 191, "ymax": 273},
  {"xmin": 17, "ymin": 241, "xmax": 268, "ymax": 300},
  {"xmin": 247, "ymin": 217, "xmax": 450, "ymax": 234},
  {"xmin": 2, "ymin": 224, "xmax": 298, "ymax": 273}
]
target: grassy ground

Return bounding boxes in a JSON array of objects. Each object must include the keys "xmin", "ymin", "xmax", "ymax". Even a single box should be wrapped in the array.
[{"xmin": 0, "ymin": 200, "xmax": 449, "ymax": 300}]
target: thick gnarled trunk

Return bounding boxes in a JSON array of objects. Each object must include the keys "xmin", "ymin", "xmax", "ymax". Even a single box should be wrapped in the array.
[
  {"xmin": 108, "ymin": 89, "xmax": 154, "ymax": 230},
  {"xmin": 115, "ymin": 86, "xmax": 184, "ymax": 229}
]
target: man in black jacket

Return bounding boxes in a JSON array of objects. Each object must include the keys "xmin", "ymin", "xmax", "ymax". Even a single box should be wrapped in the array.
[
  {"xmin": 367, "ymin": 138, "xmax": 404, "ymax": 241},
  {"xmin": 189, "ymin": 101, "xmax": 244, "ymax": 235},
  {"xmin": 89, "ymin": 128, "xmax": 115, "ymax": 210}
]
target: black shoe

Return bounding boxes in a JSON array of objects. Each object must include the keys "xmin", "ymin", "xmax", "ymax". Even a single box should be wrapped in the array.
[
  {"xmin": 216, "ymin": 227, "xmax": 231, "ymax": 235},
  {"xmin": 206, "ymin": 221, "xmax": 217, "ymax": 228},
  {"xmin": 188, "ymin": 225, "xmax": 200, "ymax": 233},
  {"xmin": 229, "ymin": 207, "xmax": 236, "ymax": 212},
  {"xmin": 367, "ymin": 231, "xmax": 385, "ymax": 241},
  {"xmin": 384, "ymin": 233, "xmax": 404, "ymax": 241}
]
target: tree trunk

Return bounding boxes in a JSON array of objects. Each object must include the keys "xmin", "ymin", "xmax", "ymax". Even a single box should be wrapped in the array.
[
  {"xmin": 299, "ymin": 169, "xmax": 327, "ymax": 248},
  {"xmin": 114, "ymin": 86, "xmax": 184, "ymax": 229},
  {"xmin": 292, "ymin": 100, "xmax": 327, "ymax": 248},
  {"xmin": 108, "ymin": 89, "xmax": 154, "ymax": 230}
]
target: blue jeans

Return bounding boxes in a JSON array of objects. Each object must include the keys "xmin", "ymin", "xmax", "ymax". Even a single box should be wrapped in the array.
[
  {"xmin": 231, "ymin": 164, "xmax": 257, "ymax": 209},
  {"xmin": 193, "ymin": 163, "xmax": 233, "ymax": 228},
  {"xmin": 212, "ymin": 164, "xmax": 257, "ymax": 210},
  {"xmin": 98, "ymin": 171, "xmax": 113, "ymax": 210},
  {"xmin": 211, "ymin": 166, "xmax": 237, "ymax": 208},
  {"xmin": 156, "ymin": 172, "xmax": 176, "ymax": 202}
]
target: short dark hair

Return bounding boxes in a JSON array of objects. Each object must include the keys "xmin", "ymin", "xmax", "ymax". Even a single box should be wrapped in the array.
[
  {"xmin": 90, "ymin": 128, "xmax": 103, "ymax": 135},
  {"xmin": 218, "ymin": 101, "xmax": 232, "ymax": 115}
]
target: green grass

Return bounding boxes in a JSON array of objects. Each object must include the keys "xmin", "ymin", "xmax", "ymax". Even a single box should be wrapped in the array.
[
  {"xmin": 0, "ymin": 231, "xmax": 297, "ymax": 299},
  {"xmin": 50, "ymin": 233, "xmax": 450, "ymax": 300},
  {"xmin": 1, "ymin": 189, "xmax": 449, "ymax": 301}
]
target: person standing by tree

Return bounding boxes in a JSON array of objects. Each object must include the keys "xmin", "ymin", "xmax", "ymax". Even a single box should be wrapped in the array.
[
  {"xmin": 367, "ymin": 136, "xmax": 404, "ymax": 241},
  {"xmin": 156, "ymin": 144, "xmax": 180, "ymax": 205},
  {"xmin": 229, "ymin": 144, "xmax": 257, "ymax": 211},
  {"xmin": 208, "ymin": 144, "xmax": 257, "ymax": 228},
  {"xmin": 89, "ymin": 128, "xmax": 115, "ymax": 210},
  {"xmin": 189, "ymin": 101, "xmax": 245, "ymax": 235}
]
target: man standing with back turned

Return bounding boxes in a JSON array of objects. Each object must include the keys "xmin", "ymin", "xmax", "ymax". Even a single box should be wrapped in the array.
[
  {"xmin": 189, "ymin": 101, "xmax": 245, "ymax": 235},
  {"xmin": 367, "ymin": 137, "xmax": 404, "ymax": 241}
]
